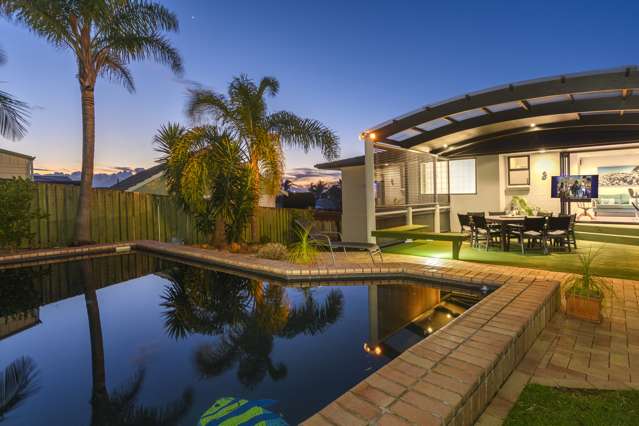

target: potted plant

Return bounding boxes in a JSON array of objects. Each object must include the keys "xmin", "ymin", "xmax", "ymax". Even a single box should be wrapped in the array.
[{"xmin": 563, "ymin": 247, "xmax": 611, "ymax": 322}]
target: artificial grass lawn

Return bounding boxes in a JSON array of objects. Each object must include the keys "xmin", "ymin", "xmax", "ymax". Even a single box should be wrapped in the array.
[
  {"xmin": 504, "ymin": 384, "xmax": 639, "ymax": 426},
  {"xmin": 382, "ymin": 239, "xmax": 638, "ymax": 281}
]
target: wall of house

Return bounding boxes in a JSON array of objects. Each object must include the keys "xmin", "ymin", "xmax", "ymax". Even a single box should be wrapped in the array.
[
  {"xmin": 450, "ymin": 155, "xmax": 503, "ymax": 231},
  {"xmin": 502, "ymin": 152, "xmax": 561, "ymax": 214},
  {"xmin": 0, "ymin": 152, "xmax": 33, "ymax": 179},
  {"xmin": 134, "ymin": 174, "xmax": 169, "ymax": 195},
  {"xmin": 341, "ymin": 165, "xmax": 368, "ymax": 242}
]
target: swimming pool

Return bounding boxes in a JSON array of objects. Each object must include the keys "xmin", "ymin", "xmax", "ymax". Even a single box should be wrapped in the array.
[{"xmin": 0, "ymin": 253, "xmax": 488, "ymax": 425}]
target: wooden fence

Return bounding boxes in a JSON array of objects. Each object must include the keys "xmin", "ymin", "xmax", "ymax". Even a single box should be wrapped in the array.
[{"xmin": 28, "ymin": 183, "xmax": 338, "ymax": 248}]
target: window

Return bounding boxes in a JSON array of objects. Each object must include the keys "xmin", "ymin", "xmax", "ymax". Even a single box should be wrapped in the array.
[
  {"xmin": 420, "ymin": 161, "xmax": 448, "ymax": 195},
  {"xmin": 449, "ymin": 159, "xmax": 476, "ymax": 194},
  {"xmin": 508, "ymin": 155, "xmax": 530, "ymax": 186}
]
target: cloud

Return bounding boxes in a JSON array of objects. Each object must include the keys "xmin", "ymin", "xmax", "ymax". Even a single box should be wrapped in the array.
[{"xmin": 284, "ymin": 167, "xmax": 341, "ymax": 190}]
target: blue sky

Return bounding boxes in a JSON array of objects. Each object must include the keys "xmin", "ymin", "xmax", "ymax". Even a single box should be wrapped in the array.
[{"xmin": 0, "ymin": 0, "xmax": 637, "ymax": 179}]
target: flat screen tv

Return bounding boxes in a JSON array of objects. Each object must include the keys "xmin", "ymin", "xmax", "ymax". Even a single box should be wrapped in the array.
[{"xmin": 551, "ymin": 175, "xmax": 599, "ymax": 200}]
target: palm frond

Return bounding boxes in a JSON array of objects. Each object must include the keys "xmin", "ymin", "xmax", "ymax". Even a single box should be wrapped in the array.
[
  {"xmin": 97, "ymin": 52, "xmax": 135, "ymax": 92},
  {"xmin": 257, "ymin": 76, "xmax": 279, "ymax": 98},
  {"xmin": 0, "ymin": 89, "xmax": 29, "ymax": 140},
  {"xmin": 0, "ymin": 0, "xmax": 76, "ymax": 49},
  {"xmin": 268, "ymin": 111, "xmax": 339, "ymax": 160},
  {"xmin": 107, "ymin": 32, "xmax": 183, "ymax": 76},
  {"xmin": 186, "ymin": 88, "xmax": 232, "ymax": 125},
  {"xmin": 0, "ymin": 356, "xmax": 39, "ymax": 420}
]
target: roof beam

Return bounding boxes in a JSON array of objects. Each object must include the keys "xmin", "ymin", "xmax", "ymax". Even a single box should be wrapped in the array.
[
  {"xmin": 369, "ymin": 67, "xmax": 639, "ymax": 140},
  {"xmin": 399, "ymin": 96, "xmax": 639, "ymax": 149},
  {"xmin": 411, "ymin": 126, "xmax": 427, "ymax": 133},
  {"xmin": 519, "ymin": 100, "xmax": 531, "ymax": 111}
]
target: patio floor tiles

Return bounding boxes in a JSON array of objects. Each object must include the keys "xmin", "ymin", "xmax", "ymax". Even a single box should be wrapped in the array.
[{"xmin": 377, "ymin": 413, "xmax": 411, "ymax": 426}]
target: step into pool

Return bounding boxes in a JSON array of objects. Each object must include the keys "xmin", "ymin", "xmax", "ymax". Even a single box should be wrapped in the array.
[{"xmin": 0, "ymin": 253, "xmax": 490, "ymax": 425}]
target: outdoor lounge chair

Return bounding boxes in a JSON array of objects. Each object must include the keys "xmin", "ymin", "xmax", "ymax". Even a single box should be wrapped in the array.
[{"xmin": 294, "ymin": 219, "xmax": 383, "ymax": 264}]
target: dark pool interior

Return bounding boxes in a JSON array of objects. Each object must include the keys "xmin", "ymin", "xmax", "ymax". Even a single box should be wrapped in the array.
[{"xmin": 0, "ymin": 253, "xmax": 489, "ymax": 425}]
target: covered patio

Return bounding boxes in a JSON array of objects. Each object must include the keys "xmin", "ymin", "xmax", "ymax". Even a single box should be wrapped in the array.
[{"xmin": 317, "ymin": 66, "xmax": 639, "ymax": 261}]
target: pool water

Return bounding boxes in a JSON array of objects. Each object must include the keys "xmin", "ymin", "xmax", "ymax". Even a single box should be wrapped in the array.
[{"xmin": 0, "ymin": 253, "xmax": 486, "ymax": 425}]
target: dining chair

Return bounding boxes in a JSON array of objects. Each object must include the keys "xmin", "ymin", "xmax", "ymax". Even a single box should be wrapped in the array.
[
  {"xmin": 458, "ymin": 213, "xmax": 475, "ymax": 247},
  {"xmin": 506, "ymin": 216, "xmax": 547, "ymax": 254},
  {"xmin": 472, "ymin": 215, "xmax": 500, "ymax": 251},
  {"xmin": 547, "ymin": 216, "xmax": 572, "ymax": 252}
]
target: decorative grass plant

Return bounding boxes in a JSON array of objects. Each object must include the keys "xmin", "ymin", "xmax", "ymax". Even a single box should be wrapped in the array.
[{"xmin": 288, "ymin": 225, "xmax": 318, "ymax": 265}]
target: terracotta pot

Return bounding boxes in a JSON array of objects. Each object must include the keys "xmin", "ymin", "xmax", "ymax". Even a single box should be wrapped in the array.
[{"xmin": 565, "ymin": 293, "xmax": 602, "ymax": 323}]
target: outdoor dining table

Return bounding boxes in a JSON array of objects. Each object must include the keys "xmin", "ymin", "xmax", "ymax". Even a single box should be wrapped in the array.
[{"xmin": 485, "ymin": 215, "xmax": 545, "ymax": 251}]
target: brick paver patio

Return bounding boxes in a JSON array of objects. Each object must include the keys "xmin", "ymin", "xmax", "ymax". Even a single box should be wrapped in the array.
[{"xmin": 476, "ymin": 277, "xmax": 639, "ymax": 425}]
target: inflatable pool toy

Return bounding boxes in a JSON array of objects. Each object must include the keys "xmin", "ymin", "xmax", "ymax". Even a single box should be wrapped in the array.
[{"xmin": 198, "ymin": 397, "xmax": 288, "ymax": 426}]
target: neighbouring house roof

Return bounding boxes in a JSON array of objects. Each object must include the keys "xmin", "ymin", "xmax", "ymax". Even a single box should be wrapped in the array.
[
  {"xmin": 362, "ymin": 66, "xmax": 639, "ymax": 158},
  {"xmin": 315, "ymin": 155, "xmax": 364, "ymax": 170},
  {"xmin": 0, "ymin": 147, "xmax": 35, "ymax": 160},
  {"xmin": 111, "ymin": 164, "xmax": 165, "ymax": 191}
]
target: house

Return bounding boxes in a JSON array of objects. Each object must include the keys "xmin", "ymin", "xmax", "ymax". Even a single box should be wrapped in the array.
[
  {"xmin": 0, "ymin": 147, "xmax": 34, "ymax": 179},
  {"xmin": 317, "ymin": 66, "xmax": 639, "ymax": 243},
  {"xmin": 111, "ymin": 164, "xmax": 277, "ymax": 207}
]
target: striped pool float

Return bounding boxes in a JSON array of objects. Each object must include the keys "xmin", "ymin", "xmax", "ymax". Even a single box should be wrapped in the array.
[{"xmin": 198, "ymin": 397, "xmax": 289, "ymax": 426}]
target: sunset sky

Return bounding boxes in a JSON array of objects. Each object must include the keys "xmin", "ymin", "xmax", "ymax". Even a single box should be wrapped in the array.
[{"xmin": 1, "ymin": 0, "xmax": 637, "ymax": 183}]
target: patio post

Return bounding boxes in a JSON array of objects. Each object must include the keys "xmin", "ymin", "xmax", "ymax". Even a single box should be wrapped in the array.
[
  {"xmin": 434, "ymin": 204, "xmax": 441, "ymax": 232},
  {"xmin": 406, "ymin": 206, "xmax": 413, "ymax": 226},
  {"xmin": 365, "ymin": 139, "xmax": 376, "ymax": 243}
]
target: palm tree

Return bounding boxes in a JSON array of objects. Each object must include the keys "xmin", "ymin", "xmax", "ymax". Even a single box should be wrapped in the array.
[
  {"xmin": 159, "ymin": 266, "xmax": 344, "ymax": 388},
  {"xmin": 0, "ymin": 47, "xmax": 28, "ymax": 140},
  {"xmin": 0, "ymin": 356, "xmax": 39, "ymax": 423},
  {"xmin": 0, "ymin": 1, "xmax": 183, "ymax": 244},
  {"xmin": 154, "ymin": 124, "xmax": 256, "ymax": 246},
  {"xmin": 308, "ymin": 180, "xmax": 328, "ymax": 199},
  {"xmin": 187, "ymin": 75, "xmax": 340, "ymax": 241},
  {"xmin": 80, "ymin": 260, "xmax": 192, "ymax": 426}
]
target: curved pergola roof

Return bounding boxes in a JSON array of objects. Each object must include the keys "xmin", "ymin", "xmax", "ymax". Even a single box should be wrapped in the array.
[{"xmin": 363, "ymin": 66, "xmax": 639, "ymax": 158}]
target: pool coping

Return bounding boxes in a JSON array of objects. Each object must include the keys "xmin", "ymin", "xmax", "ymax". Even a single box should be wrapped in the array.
[{"xmin": 0, "ymin": 241, "xmax": 562, "ymax": 425}]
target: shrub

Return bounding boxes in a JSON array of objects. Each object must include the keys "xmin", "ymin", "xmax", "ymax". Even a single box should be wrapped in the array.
[
  {"xmin": 0, "ymin": 178, "xmax": 44, "ymax": 250},
  {"xmin": 257, "ymin": 243, "xmax": 288, "ymax": 260},
  {"xmin": 288, "ymin": 225, "xmax": 318, "ymax": 264}
]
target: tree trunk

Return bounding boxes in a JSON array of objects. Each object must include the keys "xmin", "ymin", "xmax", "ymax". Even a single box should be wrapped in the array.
[
  {"xmin": 213, "ymin": 215, "xmax": 226, "ymax": 248},
  {"xmin": 73, "ymin": 85, "xmax": 96, "ymax": 245},
  {"xmin": 80, "ymin": 261, "xmax": 109, "ymax": 420},
  {"xmin": 250, "ymin": 163, "xmax": 260, "ymax": 243}
]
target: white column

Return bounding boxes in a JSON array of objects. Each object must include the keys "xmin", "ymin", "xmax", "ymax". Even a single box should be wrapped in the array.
[
  {"xmin": 365, "ymin": 141, "xmax": 376, "ymax": 243},
  {"xmin": 434, "ymin": 204, "xmax": 441, "ymax": 232},
  {"xmin": 406, "ymin": 206, "xmax": 413, "ymax": 226}
]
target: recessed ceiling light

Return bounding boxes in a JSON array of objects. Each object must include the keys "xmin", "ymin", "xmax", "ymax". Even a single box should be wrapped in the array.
[{"xmin": 530, "ymin": 123, "xmax": 537, "ymax": 128}]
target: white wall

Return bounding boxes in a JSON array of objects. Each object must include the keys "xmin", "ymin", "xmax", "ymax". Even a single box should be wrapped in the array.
[
  {"xmin": 503, "ymin": 152, "xmax": 561, "ymax": 214},
  {"xmin": 450, "ymin": 155, "xmax": 503, "ymax": 231},
  {"xmin": 341, "ymin": 165, "xmax": 368, "ymax": 242}
]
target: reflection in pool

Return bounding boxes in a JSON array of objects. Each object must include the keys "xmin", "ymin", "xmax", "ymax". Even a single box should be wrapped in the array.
[{"xmin": 0, "ymin": 253, "xmax": 487, "ymax": 425}]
